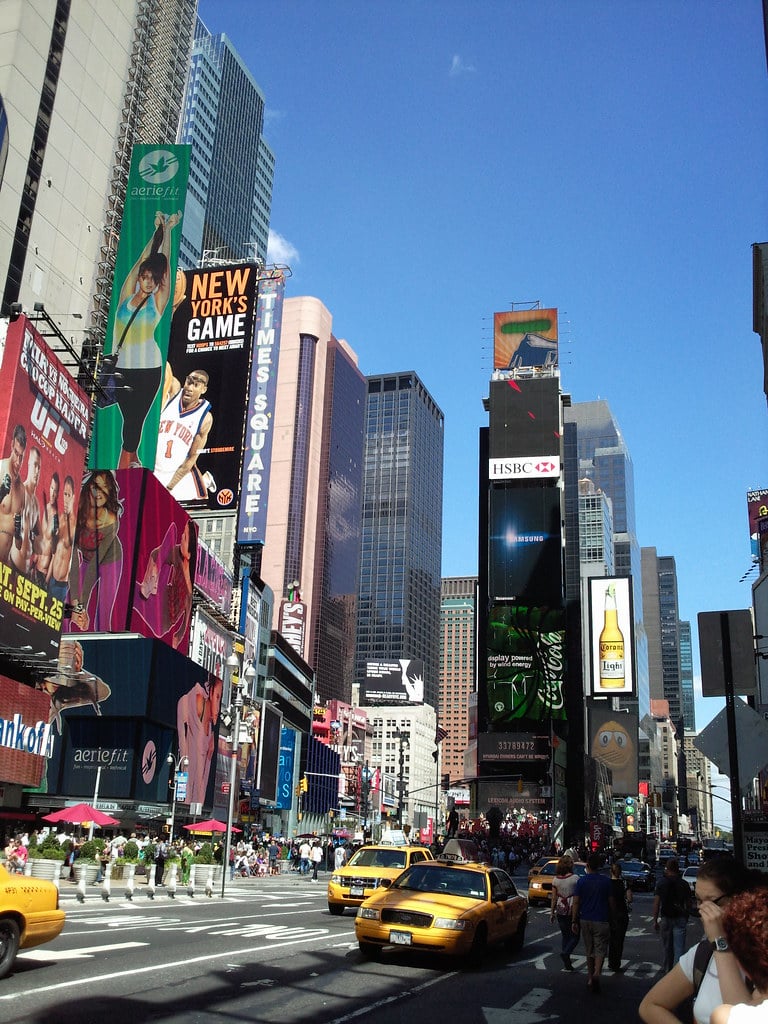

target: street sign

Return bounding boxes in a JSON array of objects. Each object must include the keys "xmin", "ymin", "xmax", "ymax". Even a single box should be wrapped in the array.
[{"xmin": 693, "ymin": 700, "xmax": 768, "ymax": 787}]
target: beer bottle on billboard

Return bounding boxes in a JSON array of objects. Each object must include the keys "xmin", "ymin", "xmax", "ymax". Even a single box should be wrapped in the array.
[{"xmin": 599, "ymin": 583, "xmax": 625, "ymax": 688}]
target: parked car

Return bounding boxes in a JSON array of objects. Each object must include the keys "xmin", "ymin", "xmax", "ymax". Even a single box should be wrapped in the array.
[
  {"xmin": 620, "ymin": 860, "xmax": 655, "ymax": 892},
  {"xmin": 355, "ymin": 860, "xmax": 527, "ymax": 963},
  {"xmin": 327, "ymin": 844, "xmax": 433, "ymax": 915},
  {"xmin": 527, "ymin": 859, "xmax": 589, "ymax": 906},
  {"xmin": 0, "ymin": 864, "xmax": 66, "ymax": 978}
]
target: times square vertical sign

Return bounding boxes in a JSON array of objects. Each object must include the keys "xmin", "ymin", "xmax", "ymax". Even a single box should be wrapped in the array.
[{"xmin": 237, "ymin": 272, "xmax": 285, "ymax": 545}]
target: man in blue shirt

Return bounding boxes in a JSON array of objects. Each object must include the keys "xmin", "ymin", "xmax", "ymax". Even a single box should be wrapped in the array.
[{"xmin": 571, "ymin": 853, "xmax": 614, "ymax": 993}]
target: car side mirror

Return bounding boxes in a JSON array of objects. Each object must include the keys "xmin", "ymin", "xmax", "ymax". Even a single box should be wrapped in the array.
[{"xmin": 379, "ymin": 879, "xmax": 391, "ymax": 888}]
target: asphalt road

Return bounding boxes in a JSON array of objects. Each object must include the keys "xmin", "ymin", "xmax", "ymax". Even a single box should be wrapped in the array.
[{"xmin": 1, "ymin": 870, "xmax": 704, "ymax": 1024}]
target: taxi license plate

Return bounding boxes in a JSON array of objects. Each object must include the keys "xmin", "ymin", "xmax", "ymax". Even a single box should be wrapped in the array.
[
  {"xmin": 350, "ymin": 886, "xmax": 365, "ymax": 897},
  {"xmin": 389, "ymin": 930, "xmax": 412, "ymax": 946}
]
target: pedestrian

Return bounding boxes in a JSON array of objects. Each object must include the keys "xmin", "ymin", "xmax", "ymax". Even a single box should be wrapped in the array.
[
  {"xmin": 652, "ymin": 857, "xmax": 692, "ymax": 972},
  {"xmin": 268, "ymin": 839, "xmax": 280, "ymax": 875},
  {"xmin": 550, "ymin": 855, "xmax": 579, "ymax": 972},
  {"xmin": 299, "ymin": 839, "xmax": 311, "ymax": 876},
  {"xmin": 640, "ymin": 859, "xmax": 767, "ymax": 1024},
  {"xmin": 711, "ymin": 886, "xmax": 768, "ymax": 1023},
  {"xmin": 310, "ymin": 840, "xmax": 323, "ymax": 881},
  {"xmin": 608, "ymin": 861, "xmax": 632, "ymax": 972},
  {"xmin": 334, "ymin": 843, "xmax": 347, "ymax": 870},
  {"xmin": 154, "ymin": 836, "xmax": 168, "ymax": 886},
  {"xmin": 181, "ymin": 842, "xmax": 193, "ymax": 886},
  {"xmin": 571, "ymin": 852, "xmax": 614, "ymax": 994}
]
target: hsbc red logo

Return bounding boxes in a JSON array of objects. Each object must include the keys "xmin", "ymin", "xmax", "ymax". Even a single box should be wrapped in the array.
[{"xmin": 489, "ymin": 456, "xmax": 561, "ymax": 480}]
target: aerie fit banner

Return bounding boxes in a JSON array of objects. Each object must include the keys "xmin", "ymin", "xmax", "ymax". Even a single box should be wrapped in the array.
[{"xmin": 90, "ymin": 144, "xmax": 190, "ymax": 472}]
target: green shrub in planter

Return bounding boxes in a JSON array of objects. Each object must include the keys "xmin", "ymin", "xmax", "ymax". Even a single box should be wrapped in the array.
[
  {"xmin": 77, "ymin": 839, "xmax": 100, "ymax": 863},
  {"xmin": 38, "ymin": 834, "xmax": 67, "ymax": 860},
  {"xmin": 123, "ymin": 840, "xmax": 140, "ymax": 862},
  {"xmin": 193, "ymin": 842, "xmax": 214, "ymax": 864}
]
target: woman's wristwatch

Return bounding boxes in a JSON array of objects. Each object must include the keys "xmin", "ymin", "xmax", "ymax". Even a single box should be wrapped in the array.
[{"xmin": 712, "ymin": 936, "xmax": 729, "ymax": 952}]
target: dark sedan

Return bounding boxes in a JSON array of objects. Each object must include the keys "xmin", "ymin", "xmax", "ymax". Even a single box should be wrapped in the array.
[{"xmin": 619, "ymin": 860, "xmax": 654, "ymax": 891}]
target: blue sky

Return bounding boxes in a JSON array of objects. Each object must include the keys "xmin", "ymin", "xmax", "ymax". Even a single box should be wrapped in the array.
[{"xmin": 200, "ymin": 1, "xmax": 766, "ymax": 815}]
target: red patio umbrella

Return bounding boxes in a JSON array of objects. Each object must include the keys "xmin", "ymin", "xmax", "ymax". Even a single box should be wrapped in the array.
[
  {"xmin": 42, "ymin": 803, "xmax": 120, "ymax": 827},
  {"xmin": 183, "ymin": 819, "xmax": 242, "ymax": 834}
]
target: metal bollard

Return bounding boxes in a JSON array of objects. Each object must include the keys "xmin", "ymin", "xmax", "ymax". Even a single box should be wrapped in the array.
[
  {"xmin": 125, "ymin": 861, "xmax": 136, "ymax": 900},
  {"xmin": 204, "ymin": 866, "xmax": 214, "ymax": 897},
  {"xmin": 101, "ymin": 860, "xmax": 112, "ymax": 901},
  {"xmin": 188, "ymin": 863, "xmax": 196, "ymax": 897},
  {"xmin": 166, "ymin": 861, "xmax": 178, "ymax": 898},
  {"xmin": 76, "ymin": 864, "xmax": 88, "ymax": 903}
]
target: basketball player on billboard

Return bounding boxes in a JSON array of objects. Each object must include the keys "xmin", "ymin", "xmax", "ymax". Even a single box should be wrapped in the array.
[{"xmin": 154, "ymin": 369, "xmax": 213, "ymax": 501}]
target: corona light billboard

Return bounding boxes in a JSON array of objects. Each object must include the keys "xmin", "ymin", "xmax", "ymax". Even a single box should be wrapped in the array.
[
  {"xmin": 0, "ymin": 315, "xmax": 90, "ymax": 658},
  {"xmin": 155, "ymin": 263, "xmax": 257, "ymax": 509},
  {"xmin": 588, "ymin": 576, "xmax": 635, "ymax": 697}
]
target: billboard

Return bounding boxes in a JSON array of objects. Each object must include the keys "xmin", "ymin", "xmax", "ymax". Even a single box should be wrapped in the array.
[
  {"xmin": 189, "ymin": 608, "xmax": 233, "ymax": 681},
  {"xmin": 278, "ymin": 599, "xmax": 306, "ymax": 659},
  {"xmin": 256, "ymin": 700, "xmax": 283, "ymax": 805},
  {"xmin": 488, "ymin": 485, "xmax": 563, "ymax": 605},
  {"xmin": 360, "ymin": 659, "xmax": 425, "ymax": 705},
  {"xmin": 486, "ymin": 602, "xmax": 566, "ymax": 722},
  {"xmin": 588, "ymin": 576, "xmax": 635, "ymax": 697},
  {"xmin": 36, "ymin": 637, "xmax": 218, "ymax": 806},
  {"xmin": 493, "ymin": 308, "xmax": 558, "ymax": 370},
  {"xmin": 237, "ymin": 272, "xmax": 285, "ymax": 544},
  {"xmin": 478, "ymin": 732, "xmax": 550, "ymax": 762},
  {"xmin": 747, "ymin": 489, "xmax": 768, "ymax": 562},
  {"xmin": 588, "ymin": 705, "xmax": 639, "ymax": 796},
  {"xmin": 0, "ymin": 676, "xmax": 52, "ymax": 787},
  {"xmin": 63, "ymin": 469, "xmax": 196, "ymax": 654},
  {"xmin": 194, "ymin": 536, "xmax": 233, "ymax": 614},
  {"xmin": 488, "ymin": 378, "xmax": 561, "ymax": 459},
  {"xmin": 274, "ymin": 726, "xmax": 297, "ymax": 810},
  {"xmin": 0, "ymin": 316, "xmax": 90, "ymax": 658},
  {"xmin": 90, "ymin": 144, "xmax": 190, "ymax": 471},
  {"xmin": 155, "ymin": 263, "xmax": 258, "ymax": 508}
]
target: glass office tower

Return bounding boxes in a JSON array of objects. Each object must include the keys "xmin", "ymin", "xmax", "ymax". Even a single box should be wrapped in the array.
[
  {"xmin": 564, "ymin": 400, "xmax": 650, "ymax": 717},
  {"xmin": 178, "ymin": 18, "xmax": 274, "ymax": 268},
  {"xmin": 355, "ymin": 373, "xmax": 444, "ymax": 709}
]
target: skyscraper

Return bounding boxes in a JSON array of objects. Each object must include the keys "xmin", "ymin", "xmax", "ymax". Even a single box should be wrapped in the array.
[
  {"xmin": 679, "ymin": 619, "xmax": 695, "ymax": 732},
  {"xmin": 259, "ymin": 296, "xmax": 366, "ymax": 704},
  {"xmin": 439, "ymin": 576, "xmax": 477, "ymax": 784},
  {"xmin": 564, "ymin": 400, "xmax": 650, "ymax": 717},
  {"xmin": 355, "ymin": 372, "xmax": 444, "ymax": 709},
  {"xmin": 177, "ymin": 18, "xmax": 274, "ymax": 269},
  {"xmin": 642, "ymin": 548, "xmax": 684, "ymax": 723},
  {"xmin": 0, "ymin": 0, "xmax": 195, "ymax": 328}
]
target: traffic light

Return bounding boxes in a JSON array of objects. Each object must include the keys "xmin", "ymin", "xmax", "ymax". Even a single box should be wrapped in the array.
[
  {"xmin": 294, "ymin": 784, "xmax": 301, "ymax": 797},
  {"xmin": 624, "ymin": 795, "xmax": 637, "ymax": 832},
  {"xmin": 300, "ymin": 776, "xmax": 308, "ymax": 793}
]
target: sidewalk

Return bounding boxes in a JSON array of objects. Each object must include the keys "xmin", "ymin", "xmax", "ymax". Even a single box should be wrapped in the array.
[{"xmin": 57, "ymin": 868, "xmax": 329, "ymax": 902}]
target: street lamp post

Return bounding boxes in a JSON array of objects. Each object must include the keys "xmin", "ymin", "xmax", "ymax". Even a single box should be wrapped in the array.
[
  {"xmin": 393, "ymin": 730, "xmax": 409, "ymax": 827},
  {"xmin": 221, "ymin": 654, "xmax": 256, "ymax": 897},
  {"xmin": 166, "ymin": 752, "xmax": 189, "ymax": 845}
]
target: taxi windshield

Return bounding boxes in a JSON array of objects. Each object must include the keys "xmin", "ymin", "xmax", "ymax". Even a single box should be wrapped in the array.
[
  {"xmin": 348, "ymin": 848, "xmax": 407, "ymax": 869},
  {"xmin": 394, "ymin": 865, "xmax": 487, "ymax": 899}
]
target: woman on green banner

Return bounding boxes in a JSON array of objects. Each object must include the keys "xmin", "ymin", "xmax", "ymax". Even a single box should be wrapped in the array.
[{"xmin": 113, "ymin": 211, "xmax": 182, "ymax": 469}]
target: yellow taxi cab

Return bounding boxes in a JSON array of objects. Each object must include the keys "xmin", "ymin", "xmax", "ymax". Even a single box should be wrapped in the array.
[
  {"xmin": 527, "ymin": 858, "xmax": 588, "ymax": 906},
  {"xmin": 327, "ymin": 844, "xmax": 433, "ymax": 915},
  {"xmin": 354, "ymin": 859, "xmax": 527, "ymax": 962},
  {"xmin": 0, "ymin": 864, "xmax": 66, "ymax": 978}
]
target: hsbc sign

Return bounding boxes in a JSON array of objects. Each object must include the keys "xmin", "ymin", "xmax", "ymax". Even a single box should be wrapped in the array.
[{"xmin": 489, "ymin": 456, "xmax": 561, "ymax": 480}]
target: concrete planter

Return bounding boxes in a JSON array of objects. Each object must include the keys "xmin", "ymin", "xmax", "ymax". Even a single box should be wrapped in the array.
[
  {"xmin": 75, "ymin": 863, "xmax": 100, "ymax": 886},
  {"xmin": 28, "ymin": 859, "xmax": 64, "ymax": 881}
]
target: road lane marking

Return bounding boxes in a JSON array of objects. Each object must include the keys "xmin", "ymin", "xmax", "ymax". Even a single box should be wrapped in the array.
[
  {"xmin": 0, "ymin": 932, "xmax": 335, "ymax": 1001},
  {"xmin": 18, "ymin": 942, "xmax": 146, "ymax": 961}
]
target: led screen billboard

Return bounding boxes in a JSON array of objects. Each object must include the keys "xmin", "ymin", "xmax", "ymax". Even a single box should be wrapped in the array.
[
  {"xmin": 360, "ymin": 659, "xmax": 425, "ymax": 705},
  {"xmin": 588, "ymin": 704, "xmax": 639, "ymax": 796},
  {"xmin": 0, "ymin": 316, "xmax": 90, "ymax": 658},
  {"xmin": 256, "ymin": 700, "xmax": 283, "ymax": 805},
  {"xmin": 488, "ymin": 485, "xmax": 563, "ymax": 605},
  {"xmin": 588, "ymin": 576, "xmax": 635, "ymax": 697},
  {"xmin": 747, "ymin": 489, "xmax": 768, "ymax": 562},
  {"xmin": 486, "ymin": 602, "xmax": 566, "ymax": 723},
  {"xmin": 488, "ymin": 378, "xmax": 561, "ymax": 459},
  {"xmin": 90, "ymin": 144, "xmax": 190, "ymax": 472},
  {"xmin": 37, "ymin": 637, "xmax": 217, "ymax": 806},
  {"xmin": 237, "ymin": 272, "xmax": 285, "ymax": 544},
  {"xmin": 493, "ymin": 308, "xmax": 558, "ymax": 370},
  {"xmin": 63, "ymin": 469, "xmax": 196, "ymax": 654},
  {"xmin": 155, "ymin": 263, "xmax": 258, "ymax": 509}
]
